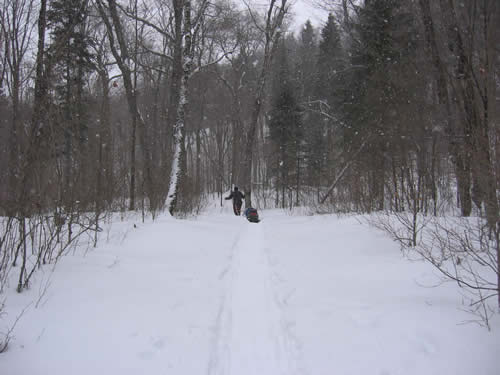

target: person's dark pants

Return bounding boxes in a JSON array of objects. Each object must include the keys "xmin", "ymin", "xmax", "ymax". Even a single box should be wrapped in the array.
[{"xmin": 233, "ymin": 202, "xmax": 242, "ymax": 216}]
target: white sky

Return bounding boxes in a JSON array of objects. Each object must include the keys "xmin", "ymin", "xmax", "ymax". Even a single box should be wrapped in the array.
[
  {"xmin": 289, "ymin": 0, "xmax": 329, "ymax": 32},
  {"xmin": 237, "ymin": 0, "xmax": 330, "ymax": 34}
]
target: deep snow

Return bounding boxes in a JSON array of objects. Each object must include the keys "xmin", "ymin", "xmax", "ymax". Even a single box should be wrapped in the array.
[{"xmin": 2, "ymin": 209, "xmax": 499, "ymax": 374}]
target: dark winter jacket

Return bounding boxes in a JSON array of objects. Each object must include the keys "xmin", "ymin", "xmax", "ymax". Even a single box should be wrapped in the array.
[{"xmin": 225, "ymin": 190, "xmax": 245, "ymax": 204}]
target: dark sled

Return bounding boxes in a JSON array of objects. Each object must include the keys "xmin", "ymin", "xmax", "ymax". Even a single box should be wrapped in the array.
[{"xmin": 244, "ymin": 207, "xmax": 260, "ymax": 223}]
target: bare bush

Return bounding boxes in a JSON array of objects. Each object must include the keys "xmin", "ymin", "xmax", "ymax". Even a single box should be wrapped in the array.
[
  {"xmin": 417, "ymin": 218, "xmax": 499, "ymax": 329},
  {"xmin": 373, "ymin": 213, "xmax": 499, "ymax": 329},
  {"xmin": 0, "ymin": 211, "xmax": 100, "ymax": 295},
  {"xmin": 0, "ymin": 210, "xmax": 101, "ymax": 352},
  {"xmin": 0, "ymin": 300, "xmax": 31, "ymax": 353},
  {"xmin": 0, "ymin": 299, "xmax": 6, "ymax": 353},
  {"xmin": 368, "ymin": 210, "xmax": 433, "ymax": 248}
]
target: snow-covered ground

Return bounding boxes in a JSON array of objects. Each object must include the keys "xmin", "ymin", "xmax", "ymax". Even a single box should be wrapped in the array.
[{"xmin": 2, "ymin": 209, "xmax": 499, "ymax": 374}]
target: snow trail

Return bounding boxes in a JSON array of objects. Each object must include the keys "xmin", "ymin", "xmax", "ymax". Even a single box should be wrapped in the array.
[
  {"xmin": 209, "ymin": 219, "xmax": 300, "ymax": 375},
  {"xmin": 4, "ymin": 211, "xmax": 499, "ymax": 375}
]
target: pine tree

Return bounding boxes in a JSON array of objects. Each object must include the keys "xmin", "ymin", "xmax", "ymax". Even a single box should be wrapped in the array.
[
  {"xmin": 48, "ymin": 0, "xmax": 93, "ymax": 206},
  {"xmin": 304, "ymin": 14, "xmax": 344, "ymax": 199},
  {"xmin": 342, "ymin": 0, "xmax": 417, "ymax": 211},
  {"xmin": 295, "ymin": 21, "xmax": 322, "ymax": 198},
  {"xmin": 48, "ymin": 0, "xmax": 93, "ymax": 139},
  {"xmin": 296, "ymin": 20, "xmax": 317, "ymax": 102},
  {"xmin": 269, "ymin": 42, "xmax": 303, "ymax": 208},
  {"xmin": 316, "ymin": 13, "xmax": 344, "ymax": 106}
]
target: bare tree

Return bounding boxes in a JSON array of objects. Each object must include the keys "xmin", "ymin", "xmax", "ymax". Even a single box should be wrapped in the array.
[
  {"xmin": 0, "ymin": 0, "xmax": 36, "ymax": 213},
  {"xmin": 213, "ymin": 9, "xmax": 260, "ymax": 190},
  {"xmin": 165, "ymin": 0, "xmax": 230, "ymax": 214},
  {"xmin": 96, "ymin": 0, "xmax": 145, "ymax": 211},
  {"xmin": 241, "ymin": 0, "xmax": 290, "ymax": 208}
]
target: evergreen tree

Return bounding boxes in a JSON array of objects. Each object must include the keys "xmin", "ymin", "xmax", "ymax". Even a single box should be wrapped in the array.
[
  {"xmin": 304, "ymin": 14, "xmax": 344, "ymax": 199},
  {"xmin": 47, "ymin": 0, "xmax": 93, "ymax": 205},
  {"xmin": 269, "ymin": 42, "xmax": 303, "ymax": 208},
  {"xmin": 48, "ymin": 0, "xmax": 93, "ymax": 138},
  {"xmin": 316, "ymin": 13, "xmax": 344, "ymax": 106},
  {"xmin": 296, "ymin": 20, "xmax": 317, "ymax": 102},
  {"xmin": 342, "ymin": 0, "xmax": 417, "ymax": 211},
  {"xmin": 295, "ymin": 21, "xmax": 322, "ymax": 197}
]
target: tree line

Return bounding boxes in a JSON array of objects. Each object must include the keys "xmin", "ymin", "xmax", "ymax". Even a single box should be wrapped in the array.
[
  {"xmin": 0, "ymin": 0, "xmax": 498, "ymax": 303},
  {"xmin": 1, "ymin": 0, "xmax": 498, "ymax": 216}
]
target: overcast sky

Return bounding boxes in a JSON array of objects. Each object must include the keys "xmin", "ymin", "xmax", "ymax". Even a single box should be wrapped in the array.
[
  {"xmin": 289, "ymin": 0, "xmax": 329, "ymax": 32},
  {"xmin": 237, "ymin": 0, "xmax": 330, "ymax": 34}
]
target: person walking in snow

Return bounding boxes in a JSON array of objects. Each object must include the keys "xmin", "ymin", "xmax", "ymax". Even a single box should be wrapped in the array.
[{"xmin": 225, "ymin": 186, "xmax": 245, "ymax": 216}]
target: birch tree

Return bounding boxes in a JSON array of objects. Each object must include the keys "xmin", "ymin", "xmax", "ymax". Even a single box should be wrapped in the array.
[{"xmin": 165, "ymin": 0, "xmax": 219, "ymax": 215}]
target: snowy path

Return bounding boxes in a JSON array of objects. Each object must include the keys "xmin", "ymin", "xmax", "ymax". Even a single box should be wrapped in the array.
[
  {"xmin": 209, "ymin": 221, "xmax": 301, "ymax": 375},
  {"xmin": 2, "ymin": 210, "xmax": 500, "ymax": 375}
]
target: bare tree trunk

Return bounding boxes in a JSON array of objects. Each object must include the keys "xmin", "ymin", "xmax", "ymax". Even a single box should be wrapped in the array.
[
  {"xmin": 8, "ymin": 68, "xmax": 20, "ymax": 212},
  {"xmin": 230, "ymin": 112, "xmax": 242, "ymax": 187},
  {"xmin": 320, "ymin": 136, "xmax": 370, "ymax": 205},
  {"xmin": 166, "ymin": 0, "xmax": 192, "ymax": 214},
  {"xmin": 196, "ymin": 127, "xmax": 202, "ymax": 196},
  {"xmin": 419, "ymin": 0, "xmax": 472, "ymax": 216},
  {"xmin": 215, "ymin": 64, "xmax": 244, "ymax": 190},
  {"xmin": 64, "ymin": 46, "xmax": 73, "ymax": 207},
  {"xmin": 242, "ymin": 0, "xmax": 289, "ymax": 208},
  {"xmin": 96, "ymin": 0, "xmax": 156, "ymax": 212},
  {"xmin": 2, "ymin": 0, "xmax": 36, "ymax": 213},
  {"xmin": 18, "ymin": 0, "xmax": 48, "ymax": 217},
  {"xmin": 195, "ymin": 87, "xmax": 207, "ymax": 197},
  {"xmin": 16, "ymin": 218, "xmax": 26, "ymax": 293},
  {"xmin": 478, "ymin": 0, "xmax": 499, "ymax": 230},
  {"xmin": 100, "ymin": 70, "xmax": 113, "ymax": 206},
  {"xmin": 342, "ymin": 0, "xmax": 350, "ymax": 30},
  {"xmin": 129, "ymin": 113, "xmax": 137, "ymax": 210},
  {"xmin": 94, "ymin": 65, "xmax": 111, "ymax": 244}
]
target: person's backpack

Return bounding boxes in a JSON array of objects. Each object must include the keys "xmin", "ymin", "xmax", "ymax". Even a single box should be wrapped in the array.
[{"xmin": 245, "ymin": 207, "xmax": 259, "ymax": 223}]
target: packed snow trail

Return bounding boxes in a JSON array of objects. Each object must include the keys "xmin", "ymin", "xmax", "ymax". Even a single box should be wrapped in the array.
[
  {"xmin": 2, "ymin": 210, "xmax": 499, "ymax": 375},
  {"xmin": 208, "ymin": 220, "xmax": 301, "ymax": 375}
]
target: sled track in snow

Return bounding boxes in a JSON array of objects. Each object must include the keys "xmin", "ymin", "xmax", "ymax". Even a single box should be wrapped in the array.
[{"xmin": 207, "ymin": 220, "xmax": 306, "ymax": 375}]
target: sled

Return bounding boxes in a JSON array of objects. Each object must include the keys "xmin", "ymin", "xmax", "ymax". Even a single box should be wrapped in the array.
[{"xmin": 244, "ymin": 208, "xmax": 260, "ymax": 223}]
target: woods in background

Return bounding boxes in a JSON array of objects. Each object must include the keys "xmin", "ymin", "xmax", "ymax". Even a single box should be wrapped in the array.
[
  {"xmin": 1, "ymin": 0, "xmax": 498, "ymax": 216},
  {"xmin": 0, "ymin": 0, "xmax": 498, "ymax": 298}
]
